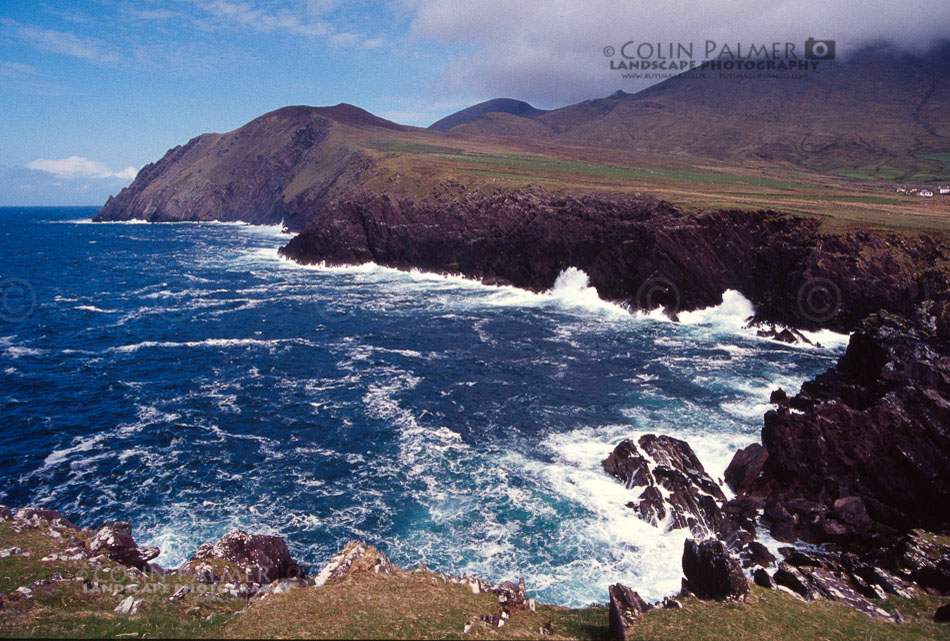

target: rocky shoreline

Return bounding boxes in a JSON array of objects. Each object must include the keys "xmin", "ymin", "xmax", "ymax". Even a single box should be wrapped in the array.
[
  {"xmin": 273, "ymin": 187, "xmax": 950, "ymax": 634},
  {"xmin": 2, "ymin": 500, "xmax": 947, "ymax": 638}
]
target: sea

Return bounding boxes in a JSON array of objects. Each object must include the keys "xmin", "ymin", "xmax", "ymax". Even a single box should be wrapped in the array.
[{"xmin": 0, "ymin": 206, "xmax": 847, "ymax": 606}]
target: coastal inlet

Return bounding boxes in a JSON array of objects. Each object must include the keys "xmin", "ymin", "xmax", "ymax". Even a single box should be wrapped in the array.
[{"xmin": 0, "ymin": 207, "xmax": 846, "ymax": 606}]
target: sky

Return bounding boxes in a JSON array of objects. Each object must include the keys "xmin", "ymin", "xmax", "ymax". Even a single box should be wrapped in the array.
[{"xmin": 1, "ymin": 0, "xmax": 947, "ymax": 205}]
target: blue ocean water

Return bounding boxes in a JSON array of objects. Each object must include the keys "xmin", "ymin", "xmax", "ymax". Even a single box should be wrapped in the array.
[{"xmin": 0, "ymin": 207, "xmax": 845, "ymax": 606}]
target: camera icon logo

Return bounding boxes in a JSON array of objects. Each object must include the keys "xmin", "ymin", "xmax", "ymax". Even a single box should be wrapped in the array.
[{"xmin": 805, "ymin": 38, "xmax": 835, "ymax": 60}]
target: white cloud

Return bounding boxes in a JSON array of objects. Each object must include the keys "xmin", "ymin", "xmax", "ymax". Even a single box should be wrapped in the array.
[
  {"xmin": 27, "ymin": 156, "xmax": 137, "ymax": 181},
  {"xmin": 188, "ymin": 0, "xmax": 385, "ymax": 46},
  {"xmin": 0, "ymin": 18, "xmax": 124, "ymax": 66},
  {"xmin": 403, "ymin": 0, "xmax": 950, "ymax": 107}
]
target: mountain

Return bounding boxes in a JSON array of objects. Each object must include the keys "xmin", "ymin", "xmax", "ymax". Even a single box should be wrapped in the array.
[
  {"xmin": 428, "ymin": 98, "xmax": 546, "ymax": 130},
  {"xmin": 439, "ymin": 44, "xmax": 950, "ymax": 172},
  {"xmin": 95, "ymin": 44, "xmax": 950, "ymax": 229},
  {"xmin": 95, "ymin": 104, "xmax": 405, "ymax": 230}
]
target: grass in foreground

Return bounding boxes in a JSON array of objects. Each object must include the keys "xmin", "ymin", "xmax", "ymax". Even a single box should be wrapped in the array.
[{"xmin": 1, "ymin": 521, "xmax": 948, "ymax": 639}]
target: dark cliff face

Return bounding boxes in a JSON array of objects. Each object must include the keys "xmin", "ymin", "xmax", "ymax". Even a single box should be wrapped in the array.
[
  {"xmin": 747, "ymin": 311, "xmax": 949, "ymax": 538},
  {"xmin": 94, "ymin": 105, "xmax": 382, "ymax": 230},
  {"xmin": 279, "ymin": 190, "xmax": 949, "ymax": 332}
]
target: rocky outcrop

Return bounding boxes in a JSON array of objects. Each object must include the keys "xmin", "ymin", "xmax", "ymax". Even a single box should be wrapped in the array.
[
  {"xmin": 312, "ymin": 540, "xmax": 396, "ymax": 587},
  {"xmin": 280, "ymin": 190, "xmax": 948, "ymax": 331},
  {"xmin": 608, "ymin": 583, "xmax": 651, "ymax": 641},
  {"xmin": 89, "ymin": 522, "xmax": 160, "ymax": 570},
  {"xmin": 188, "ymin": 529, "xmax": 303, "ymax": 584},
  {"xmin": 602, "ymin": 434, "xmax": 756, "ymax": 546},
  {"xmin": 681, "ymin": 539, "xmax": 749, "ymax": 601},
  {"xmin": 733, "ymin": 311, "xmax": 950, "ymax": 543},
  {"xmin": 14, "ymin": 507, "xmax": 76, "ymax": 530},
  {"xmin": 753, "ymin": 541, "xmax": 947, "ymax": 620}
]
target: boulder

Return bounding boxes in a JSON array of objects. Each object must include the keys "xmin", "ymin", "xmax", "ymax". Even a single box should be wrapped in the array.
[
  {"xmin": 312, "ymin": 541, "xmax": 395, "ymax": 587},
  {"xmin": 189, "ymin": 530, "xmax": 302, "ymax": 585},
  {"xmin": 753, "ymin": 568, "xmax": 775, "ymax": 589},
  {"xmin": 935, "ymin": 603, "xmax": 950, "ymax": 623},
  {"xmin": 724, "ymin": 443, "xmax": 768, "ymax": 494},
  {"xmin": 14, "ymin": 507, "xmax": 76, "ymax": 530},
  {"xmin": 832, "ymin": 497, "xmax": 870, "ymax": 529},
  {"xmin": 681, "ymin": 539, "xmax": 749, "ymax": 601},
  {"xmin": 193, "ymin": 562, "xmax": 218, "ymax": 584},
  {"xmin": 775, "ymin": 562, "xmax": 896, "ymax": 620},
  {"xmin": 774, "ymin": 563, "xmax": 821, "ymax": 601},
  {"xmin": 801, "ymin": 567, "xmax": 894, "ymax": 620},
  {"xmin": 89, "ymin": 522, "xmax": 159, "ymax": 570},
  {"xmin": 852, "ymin": 565, "xmax": 914, "ymax": 599},
  {"xmin": 769, "ymin": 388, "xmax": 789, "ymax": 405},
  {"xmin": 114, "ymin": 596, "xmax": 143, "ymax": 615},
  {"xmin": 608, "ymin": 583, "xmax": 650, "ymax": 641},
  {"xmin": 251, "ymin": 577, "xmax": 309, "ymax": 602},
  {"xmin": 741, "ymin": 541, "xmax": 776, "ymax": 569},
  {"xmin": 0, "ymin": 505, "xmax": 12, "ymax": 520}
]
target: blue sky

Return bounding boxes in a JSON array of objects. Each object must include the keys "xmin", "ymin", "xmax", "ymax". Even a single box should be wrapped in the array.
[{"xmin": 1, "ymin": 0, "xmax": 946, "ymax": 205}]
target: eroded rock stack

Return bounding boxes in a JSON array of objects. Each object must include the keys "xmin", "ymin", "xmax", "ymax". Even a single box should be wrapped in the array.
[{"xmin": 601, "ymin": 434, "xmax": 749, "ymax": 542}]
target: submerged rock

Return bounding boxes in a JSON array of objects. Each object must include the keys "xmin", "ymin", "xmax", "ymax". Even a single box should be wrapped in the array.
[{"xmin": 724, "ymin": 443, "xmax": 768, "ymax": 494}]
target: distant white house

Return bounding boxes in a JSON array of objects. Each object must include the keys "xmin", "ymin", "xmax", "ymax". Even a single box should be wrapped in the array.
[
  {"xmin": 939, "ymin": 186, "xmax": 950, "ymax": 195},
  {"xmin": 919, "ymin": 189, "xmax": 934, "ymax": 197}
]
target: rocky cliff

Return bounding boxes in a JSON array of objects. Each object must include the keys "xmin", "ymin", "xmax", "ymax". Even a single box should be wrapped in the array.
[
  {"xmin": 727, "ymin": 310, "xmax": 950, "ymax": 543},
  {"xmin": 279, "ymin": 189, "xmax": 949, "ymax": 332}
]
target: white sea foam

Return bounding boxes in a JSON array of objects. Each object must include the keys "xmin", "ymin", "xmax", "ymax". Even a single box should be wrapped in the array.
[
  {"xmin": 41, "ymin": 432, "xmax": 109, "ymax": 470},
  {"xmin": 677, "ymin": 289, "xmax": 755, "ymax": 329},
  {"xmin": 3, "ymin": 346, "xmax": 44, "ymax": 359},
  {"xmin": 75, "ymin": 305, "xmax": 117, "ymax": 313},
  {"xmin": 263, "ymin": 251, "xmax": 631, "ymax": 321},
  {"xmin": 108, "ymin": 337, "xmax": 310, "ymax": 353}
]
